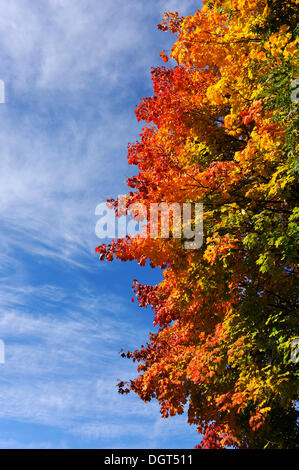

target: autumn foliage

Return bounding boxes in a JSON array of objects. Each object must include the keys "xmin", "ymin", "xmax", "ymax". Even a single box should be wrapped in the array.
[{"xmin": 96, "ymin": 0, "xmax": 299, "ymax": 448}]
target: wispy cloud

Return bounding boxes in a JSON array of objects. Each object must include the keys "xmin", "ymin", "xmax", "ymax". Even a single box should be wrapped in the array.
[
  {"xmin": 0, "ymin": 283, "xmax": 149, "ymax": 422},
  {"xmin": 0, "ymin": 0, "xmax": 201, "ymax": 449},
  {"xmin": 0, "ymin": 438, "xmax": 68, "ymax": 449},
  {"xmin": 0, "ymin": 0, "xmax": 200, "ymax": 265},
  {"xmin": 0, "ymin": 281, "xmax": 197, "ymax": 447}
]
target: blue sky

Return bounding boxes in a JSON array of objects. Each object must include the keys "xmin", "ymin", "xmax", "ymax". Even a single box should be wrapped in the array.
[{"xmin": 0, "ymin": 0, "xmax": 202, "ymax": 449}]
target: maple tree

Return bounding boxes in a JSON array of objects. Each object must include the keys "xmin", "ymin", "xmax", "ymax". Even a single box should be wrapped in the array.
[{"xmin": 96, "ymin": 0, "xmax": 299, "ymax": 448}]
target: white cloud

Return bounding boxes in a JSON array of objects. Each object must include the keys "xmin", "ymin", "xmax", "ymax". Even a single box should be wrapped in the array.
[
  {"xmin": 0, "ymin": 0, "xmax": 200, "ymax": 92},
  {"xmin": 0, "ymin": 0, "xmax": 200, "ymax": 448},
  {"xmin": 0, "ymin": 283, "xmax": 152, "ymax": 428},
  {"xmin": 0, "ymin": 438, "xmax": 67, "ymax": 449},
  {"xmin": 0, "ymin": 280, "xmax": 198, "ymax": 446},
  {"xmin": 0, "ymin": 0, "xmax": 201, "ymax": 265}
]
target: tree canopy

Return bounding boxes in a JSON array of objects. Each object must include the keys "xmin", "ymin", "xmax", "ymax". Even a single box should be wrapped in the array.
[{"xmin": 96, "ymin": 0, "xmax": 299, "ymax": 448}]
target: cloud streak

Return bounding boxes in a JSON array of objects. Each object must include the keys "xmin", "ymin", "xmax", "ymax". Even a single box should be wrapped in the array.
[{"xmin": 0, "ymin": 0, "xmax": 201, "ymax": 448}]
